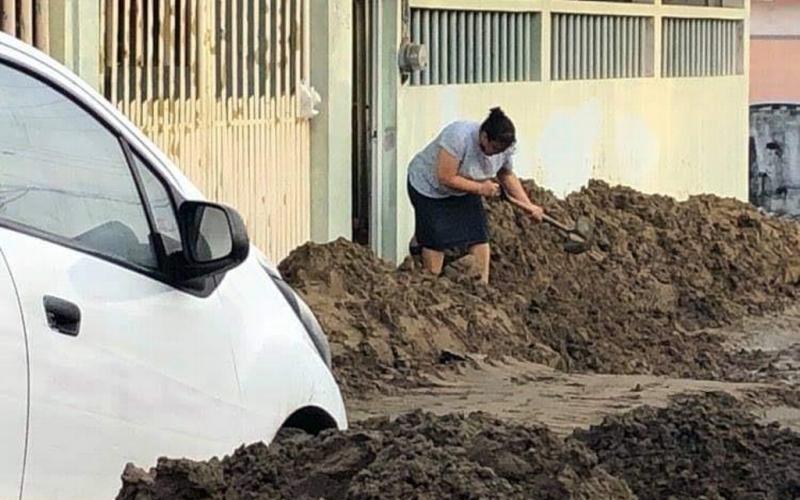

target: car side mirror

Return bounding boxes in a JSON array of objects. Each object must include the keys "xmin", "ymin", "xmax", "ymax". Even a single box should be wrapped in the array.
[{"xmin": 173, "ymin": 201, "xmax": 249, "ymax": 282}]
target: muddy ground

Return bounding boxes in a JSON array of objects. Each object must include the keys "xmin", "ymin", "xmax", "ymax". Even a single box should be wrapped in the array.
[
  {"xmin": 349, "ymin": 305, "xmax": 800, "ymax": 435},
  {"xmin": 115, "ymin": 181, "xmax": 800, "ymax": 499}
]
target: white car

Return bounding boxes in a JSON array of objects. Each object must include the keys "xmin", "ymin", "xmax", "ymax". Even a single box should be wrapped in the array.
[{"xmin": 0, "ymin": 32, "xmax": 346, "ymax": 500}]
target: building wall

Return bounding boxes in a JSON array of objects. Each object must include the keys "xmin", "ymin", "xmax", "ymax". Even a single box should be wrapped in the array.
[
  {"xmin": 399, "ymin": 78, "xmax": 747, "ymax": 199},
  {"xmin": 751, "ymin": 40, "xmax": 800, "ymax": 104},
  {"xmin": 750, "ymin": 0, "xmax": 800, "ymax": 35},
  {"xmin": 750, "ymin": 0, "xmax": 800, "ymax": 103},
  {"xmin": 375, "ymin": 0, "xmax": 750, "ymax": 262}
]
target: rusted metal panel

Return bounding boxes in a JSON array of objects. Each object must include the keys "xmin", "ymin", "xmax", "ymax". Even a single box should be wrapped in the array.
[
  {"xmin": 2, "ymin": 0, "xmax": 49, "ymax": 52},
  {"xmin": 101, "ymin": 0, "xmax": 312, "ymax": 261}
]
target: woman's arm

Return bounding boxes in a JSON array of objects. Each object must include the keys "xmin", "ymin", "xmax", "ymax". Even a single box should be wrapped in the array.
[
  {"xmin": 497, "ymin": 168, "xmax": 544, "ymax": 221},
  {"xmin": 437, "ymin": 148, "xmax": 499, "ymax": 197}
]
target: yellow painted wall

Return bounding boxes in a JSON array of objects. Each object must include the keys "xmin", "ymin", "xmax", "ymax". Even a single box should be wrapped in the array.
[
  {"xmin": 388, "ymin": 0, "xmax": 750, "ymax": 261},
  {"xmin": 399, "ymin": 77, "xmax": 748, "ymax": 198}
]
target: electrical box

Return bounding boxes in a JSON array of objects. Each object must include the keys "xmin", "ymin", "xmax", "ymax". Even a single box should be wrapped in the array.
[{"xmin": 398, "ymin": 42, "xmax": 428, "ymax": 73}]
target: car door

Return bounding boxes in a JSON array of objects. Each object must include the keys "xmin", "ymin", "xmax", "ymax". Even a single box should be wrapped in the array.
[
  {"xmin": 0, "ymin": 60, "xmax": 244, "ymax": 499},
  {"xmin": 0, "ymin": 247, "xmax": 27, "ymax": 500}
]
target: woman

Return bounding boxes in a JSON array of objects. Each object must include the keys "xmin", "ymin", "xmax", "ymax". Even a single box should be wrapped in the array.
[{"xmin": 407, "ymin": 107, "xmax": 544, "ymax": 283}]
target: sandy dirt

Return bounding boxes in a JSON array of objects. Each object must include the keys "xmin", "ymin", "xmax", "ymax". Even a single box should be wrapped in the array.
[
  {"xmin": 349, "ymin": 306, "xmax": 800, "ymax": 435},
  {"xmin": 348, "ymin": 359, "xmax": 788, "ymax": 435}
]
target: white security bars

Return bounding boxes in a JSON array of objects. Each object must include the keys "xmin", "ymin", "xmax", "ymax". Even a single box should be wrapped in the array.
[
  {"xmin": 409, "ymin": 8, "xmax": 541, "ymax": 86},
  {"xmin": 662, "ymin": 18, "xmax": 743, "ymax": 77},
  {"xmin": 551, "ymin": 13, "xmax": 653, "ymax": 80}
]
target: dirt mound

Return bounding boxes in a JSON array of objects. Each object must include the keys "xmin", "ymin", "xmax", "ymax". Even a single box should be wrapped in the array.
[
  {"xmin": 280, "ymin": 180, "xmax": 800, "ymax": 395},
  {"xmin": 491, "ymin": 182, "xmax": 800, "ymax": 369},
  {"xmin": 575, "ymin": 392, "xmax": 800, "ymax": 499},
  {"xmin": 279, "ymin": 239, "xmax": 558, "ymax": 395},
  {"xmin": 115, "ymin": 394, "xmax": 800, "ymax": 499},
  {"xmin": 116, "ymin": 411, "xmax": 633, "ymax": 500}
]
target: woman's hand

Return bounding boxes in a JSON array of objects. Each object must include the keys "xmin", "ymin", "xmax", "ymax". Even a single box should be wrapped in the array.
[
  {"xmin": 477, "ymin": 180, "xmax": 501, "ymax": 198},
  {"xmin": 527, "ymin": 203, "xmax": 545, "ymax": 222},
  {"xmin": 438, "ymin": 149, "xmax": 499, "ymax": 197}
]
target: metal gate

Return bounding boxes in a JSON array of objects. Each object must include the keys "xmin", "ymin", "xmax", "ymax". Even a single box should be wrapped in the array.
[
  {"xmin": 0, "ymin": 0, "xmax": 49, "ymax": 51},
  {"xmin": 102, "ymin": 0, "xmax": 311, "ymax": 261}
]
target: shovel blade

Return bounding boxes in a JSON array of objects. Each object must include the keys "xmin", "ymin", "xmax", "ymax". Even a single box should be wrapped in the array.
[
  {"xmin": 562, "ymin": 216, "xmax": 595, "ymax": 254},
  {"xmin": 564, "ymin": 237, "xmax": 591, "ymax": 254},
  {"xmin": 574, "ymin": 216, "xmax": 595, "ymax": 242}
]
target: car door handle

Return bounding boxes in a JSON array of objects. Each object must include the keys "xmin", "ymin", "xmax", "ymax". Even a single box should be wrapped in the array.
[{"xmin": 43, "ymin": 296, "xmax": 81, "ymax": 337}]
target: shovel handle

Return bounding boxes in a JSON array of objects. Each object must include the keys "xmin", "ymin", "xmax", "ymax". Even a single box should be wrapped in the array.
[
  {"xmin": 541, "ymin": 214, "xmax": 573, "ymax": 234},
  {"xmin": 500, "ymin": 189, "xmax": 574, "ymax": 234}
]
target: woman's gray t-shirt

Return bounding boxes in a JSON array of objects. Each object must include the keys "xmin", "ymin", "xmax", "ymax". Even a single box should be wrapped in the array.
[{"xmin": 407, "ymin": 121, "xmax": 515, "ymax": 199}]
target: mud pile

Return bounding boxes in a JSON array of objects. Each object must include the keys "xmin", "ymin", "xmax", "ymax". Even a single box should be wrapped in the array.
[
  {"xmin": 280, "ymin": 181, "xmax": 800, "ymax": 395},
  {"xmin": 575, "ymin": 392, "xmax": 800, "ymax": 499},
  {"xmin": 116, "ymin": 393, "xmax": 800, "ymax": 499},
  {"xmin": 279, "ymin": 239, "xmax": 547, "ymax": 394},
  {"xmin": 116, "ymin": 411, "xmax": 633, "ymax": 500},
  {"xmin": 490, "ymin": 182, "xmax": 800, "ymax": 371}
]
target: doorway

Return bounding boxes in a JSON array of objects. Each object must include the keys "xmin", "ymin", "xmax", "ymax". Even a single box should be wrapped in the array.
[{"xmin": 352, "ymin": 0, "xmax": 375, "ymax": 245}]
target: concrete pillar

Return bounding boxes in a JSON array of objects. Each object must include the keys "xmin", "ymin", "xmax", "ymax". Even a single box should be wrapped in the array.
[
  {"xmin": 310, "ymin": 0, "xmax": 353, "ymax": 244},
  {"xmin": 377, "ymin": 0, "xmax": 401, "ymax": 262},
  {"xmin": 48, "ymin": 0, "xmax": 101, "ymax": 91},
  {"xmin": 540, "ymin": 2, "xmax": 551, "ymax": 81}
]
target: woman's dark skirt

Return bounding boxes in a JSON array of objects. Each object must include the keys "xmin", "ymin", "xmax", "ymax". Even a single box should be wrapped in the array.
[{"xmin": 407, "ymin": 181, "xmax": 489, "ymax": 251}]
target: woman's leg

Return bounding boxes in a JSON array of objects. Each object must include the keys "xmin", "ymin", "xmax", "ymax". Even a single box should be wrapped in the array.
[
  {"xmin": 468, "ymin": 242, "xmax": 491, "ymax": 284},
  {"xmin": 421, "ymin": 247, "xmax": 445, "ymax": 276},
  {"xmin": 409, "ymin": 234, "xmax": 421, "ymax": 256}
]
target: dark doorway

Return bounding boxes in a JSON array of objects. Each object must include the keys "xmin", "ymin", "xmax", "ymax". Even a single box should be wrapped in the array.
[{"xmin": 352, "ymin": 0, "xmax": 374, "ymax": 245}]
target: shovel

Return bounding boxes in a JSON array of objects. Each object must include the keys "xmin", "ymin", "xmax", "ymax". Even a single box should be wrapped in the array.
[{"xmin": 499, "ymin": 187, "xmax": 595, "ymax": 254}]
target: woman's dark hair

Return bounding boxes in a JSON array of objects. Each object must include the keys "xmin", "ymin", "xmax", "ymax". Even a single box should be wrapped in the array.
[{"xmin": 480, "ymin": 107, "xmax": 516, "ymax": 149}]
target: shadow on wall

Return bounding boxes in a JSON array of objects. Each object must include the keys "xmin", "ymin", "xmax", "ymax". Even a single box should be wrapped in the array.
[{"xmin": 750, "ymin": 104, "xmax": 800, "ymax": 215}]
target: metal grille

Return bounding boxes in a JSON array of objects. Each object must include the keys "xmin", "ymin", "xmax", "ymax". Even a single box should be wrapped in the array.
[
  {"xmin": 216, "ymin": 0, "xmax": 304, "ymax": 98},
  {"xmin": 662, "ymin": 18, "xmax": 742, "ymax": 77},
  {"xmin": 409, "ymin": 8, "xmax": 540, "ymax": 86},
  {"xmin": 102, "ymin": 0, "xmax": 312, "ymax": 261},
  {"xmin": 552, "ymin": 14, "xmax": 653, "ymax": 80},
  {"xmin": 0, "ymin": 0, "xmax": 49, "ymax": 52}
]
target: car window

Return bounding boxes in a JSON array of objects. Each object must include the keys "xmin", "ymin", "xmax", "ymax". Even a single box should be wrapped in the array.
[
  {"xmin": 131, "ymin": 154, "xmax": 183, "ymax": 257},
  {"xmin": 0, "ymin": 63, "xmax": 158, "ymax": 269}
]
